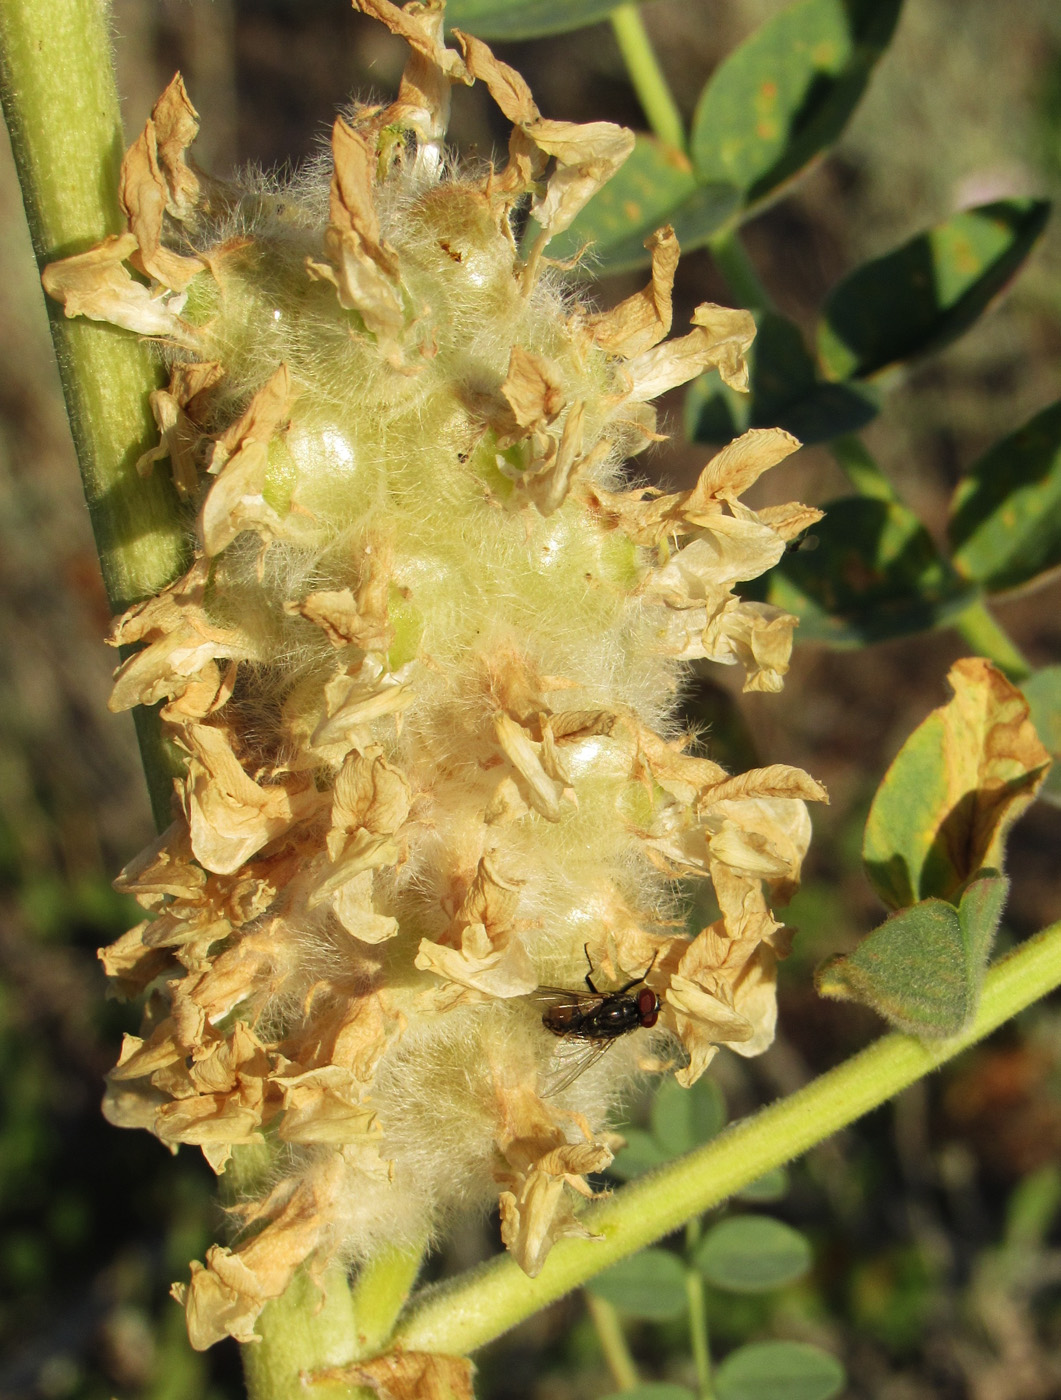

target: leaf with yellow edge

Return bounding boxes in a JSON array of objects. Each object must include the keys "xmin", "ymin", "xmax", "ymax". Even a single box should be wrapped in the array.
[{"xmin": 863, "ymin": 658, "xmax": 1050, "ymax": 910}]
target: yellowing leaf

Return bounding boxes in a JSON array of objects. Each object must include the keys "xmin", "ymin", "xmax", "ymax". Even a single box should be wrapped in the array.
[{"xmin": 863, "ymin": 658, "xmax": 1050, "ymax": 909}]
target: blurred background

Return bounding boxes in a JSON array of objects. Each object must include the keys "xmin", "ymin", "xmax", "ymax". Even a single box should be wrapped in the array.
[{"xmin": 1, "ymin": 2, "xmax": 1060, "ymax": 1397}]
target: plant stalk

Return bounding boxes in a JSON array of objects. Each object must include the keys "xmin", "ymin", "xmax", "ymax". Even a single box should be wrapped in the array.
[
  {"xmin": 0, "ymin": 0, "xmax": 187, "ymax": 825},
  {"xmin": 610, "ymin": 3, "xmax": 686, "ymax": 152},
  {"xmin": 391, "ymin": 919, "xmax": 1061, "ymax": 1357}
]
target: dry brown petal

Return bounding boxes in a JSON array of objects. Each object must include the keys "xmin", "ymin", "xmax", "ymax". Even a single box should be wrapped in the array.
[
  {"xmin": 291, "ymin": 988, "xmax": 403, "ymax": 1087},
  {"xmin": 699, "ymin": 764, "xmax": 828, "ymax": 810},
  {"xmin": 179, "ymin": 723, "xmax": 318, "ymax": 874},
  {"xmin": 337, "ymin": 1350, "xmax": 475, "ymax": 1400},
  {"xmin": 499, "ymin": 346, "xmax": 566, "ymax": 436},
  {"xmin": 120, "ymin": 74, "xmax": 206, "ymax": 290},
  {"xmin": 706, "ymin": 794, "xmax": 814, "ymax": 884},
  {"xmin": 98, "ymin": 923, "xmax": 174, "ymax": 997},
  {"xmin": 306, "ymin": 117, "xmax": 407, "ymax": 348},
  {"xmin": 176, "ymin": 1154, "xmax": 348, "ymax": 1348},
  {"xmin": 329, "ymin": 748, "xmax": 412, "ymax": 851},
  {"xmin": 108, "ymin": 559, "xmax": 259, "ymax": 710},
  {"xmin": 756, "ymin": 501, "xmax": 825, "ymax": 542},
  {"xmin": 41, "ymin": 233, "xmax": 195, "ymax": 341},
  {"xmin": 493, "ymin": 711, "xmax": 565, "ymax": 821},
  {"xmin": 626, "ymin": 303, "xmax": 755, "ymax": 401},
  {"xmin": 455, "ymin": 30, "xmax": 538, "ymax": 126},
  {"xmin": 136, "ymin": 360, "xmax": 224, "ymax": 498},
  {"xmin": 528, "ymin": 119, "xmax": 635, "ymax": 240},
  {"xmin": 200, "ymin": 364, "xmax": 298, "ymax": 555},
  {"xmin": 415, "ymin": 924, "xmax": 537, "ymax": 1000},
  {"xmin": 720, "ymin": 600, "xmax": 799, "ymax": 693},
  {"xmin": 114, "ymin": 819, "xmax": 203, "ymax": 905},
  {"xmin": 587, "ymin": 226, "xmax": 679, "ymax": 358},
  {"xmin": 273, "ymin": 1066, "xmax": 382, "ymax": 1144},
  {"xmin": 683, "ymin": 428, "xmax": 802, "ymax": 520},
  {"xmin": 295, "ymin": 661, "xmax": 416, "ymax": 762}
]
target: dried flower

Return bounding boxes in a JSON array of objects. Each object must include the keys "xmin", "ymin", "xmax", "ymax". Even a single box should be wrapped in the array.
[{"xmin": 45, "ymin": 0, "xmax": 826, "ymax": 1351}]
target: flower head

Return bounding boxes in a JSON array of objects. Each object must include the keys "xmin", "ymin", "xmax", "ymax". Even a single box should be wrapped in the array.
[{"xmin": 45, "ymin": 0, "xmax": 825, "ymax": 1350}]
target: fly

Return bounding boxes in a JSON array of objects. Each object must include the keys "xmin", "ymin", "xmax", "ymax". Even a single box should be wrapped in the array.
[{"xmin": 539, "ymin": 946, "xmax": 660, "ymax": 1094}]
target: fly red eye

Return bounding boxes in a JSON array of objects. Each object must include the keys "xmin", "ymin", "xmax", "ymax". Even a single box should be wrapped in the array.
[{"xmin": 637, "ymin": 987, "xmax": 659, "ymax": 1027}]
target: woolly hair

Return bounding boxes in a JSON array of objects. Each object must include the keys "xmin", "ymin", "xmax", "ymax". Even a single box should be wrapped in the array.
[{"xmin": 43, "ymin": 1, "xmax": 826, "ymax": 1351}]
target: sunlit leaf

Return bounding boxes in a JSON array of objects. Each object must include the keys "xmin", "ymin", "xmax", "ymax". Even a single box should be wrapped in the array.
[
  {"xmin": 862, "ymin": 659, "xmax": 1050, "ymax": 909},
  {"xmin": 714, "ymin": 1340, "xmax": 844, "ymax": 1400},
  {"xmin": 949, "ymin": 400, "xmax": 1061, "ymax": 593},
  {"xmin": 548, "ymin": 136, "xmax": 738, "ymax": 272},
  {"xmin": 690, "ymin": 0, "xmax": 901, "ymax": 207},
  {"xmin": 695, "ymin": 1216, "xmax": 812, "ymax": 1292},
  {"xmin": 587, "ymin": 1248, "xmax": 688, "ymax": 1320},
  {"xmin": 818, "ymin": 200, "xmax": 1051, "ymax": 379},
  {"xmin": 754, "ymin": 496, "xmax": 971, "ymax": 645}
]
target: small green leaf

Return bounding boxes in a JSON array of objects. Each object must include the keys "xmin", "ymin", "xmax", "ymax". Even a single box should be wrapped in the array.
[
  {"xmin": 754, "ymin": 496, "xmax": 970, "ymax": 646},
  {"xmin": 818, "ymin": 200, "xmax": 1051, "ymax": 380},
  {"xmin": 587, "ymin": 1248, "xmax": 688, "ymax": 1320},
  {"xmin": 862, "ymin": 659, "xmax": 1050, "ymax": 909},
  {"xmin": 695, "ymin": 1216, "xmax": 812, "ymax": 1292},
  {"xmin": 608, "ymin": 1128, "xmax": 668, "ymax": 1181},
  {"xmin": 949, "ymin": 400, "xmax": 1061, "ymax": 593},
  {"xmin": 690, "ymin": 0, "xmax": 901, "ymax": 207},
  {"xmin": 444, "ymin": 0, "xmax": 617, "ymax": 39},
  {"xmin": 737, "ymin": 1166, "xmax": 790, "ymax": 1203},
  {"xmin": 957, "ymin": 869, "xmax": 1009, "ymax": 981},
  {"xmin": 715, "ymin": 1341, "xmax": 844, "ymax": 1400},
  {"xmin": 650, "ymin": 1074, "xmax": 726, "ymax": 1157},
  {"xmin": 814, "ymin": 887, "xmax": 1005, "ymax": 1038},
  {"xmin": 1021, "ymin": 666, "xmax": 1061, "ymax": 807},
  {"xmin": 549, "ymin": 136, "xmax": 739, "ymax": 272},
  {"xmin": 686, "ymin": 313, "xmax": 878, "ymax": 447}
]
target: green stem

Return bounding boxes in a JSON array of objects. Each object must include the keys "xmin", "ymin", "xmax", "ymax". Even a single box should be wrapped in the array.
[
  {"xmin": 953, "ymin": 599, "xmax": 1033, "ymax": 682},
  {"xmin": 348, "ymin": 1240, "xmax": 427, "ymax": 1357},
  {"xmin": 393, "ymin": 920, "xmax": 1061, "ymax": 1356},
  {"xmin": 829, "ymin": 433, "xmax": 899, "ymax": 502},
  {"xmin": 585, "ymin": 1292, "xmax": 639, "ymax": 1392},
  {"xmin": 684, "ymin": 1219, "xmax": 713, "ymax": 1400},
  {"xmin": 707, "ymin": 228, "xmax": 772, "ymax": 313},
  {"xmin": 0, "ymin": 0, "xmax": 187, "ymax": 825},
  {"xmin": 243, "ymin": 1268, "xmax": 364, "ymax": 1400},
  {"xmin": 610, "ymin": 4, "xmax": 686, "ymax": 152}
]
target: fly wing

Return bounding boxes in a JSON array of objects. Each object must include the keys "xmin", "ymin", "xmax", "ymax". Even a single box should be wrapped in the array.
[{"xmin": 539, "ymin": 1036, "xmax": 614, "ymax": 1097}]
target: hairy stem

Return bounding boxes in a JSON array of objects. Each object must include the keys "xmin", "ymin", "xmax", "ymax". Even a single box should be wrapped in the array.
[
  {"xmin": 392, "ymin": 920, "xmax": 1061, "ymax": 1356},
  {"xmin": 0, "ymin": 0, "xmax": 186, "ymax": 824}
]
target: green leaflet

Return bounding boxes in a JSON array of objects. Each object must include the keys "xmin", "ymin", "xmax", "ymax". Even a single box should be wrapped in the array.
[
  {"xmin": 818, "ymin": 200, "xmax": 1051, "ymax": 380},
  {"xmin": 949, "ymin": 399, "xmax": 1061, "ymax": 594}
]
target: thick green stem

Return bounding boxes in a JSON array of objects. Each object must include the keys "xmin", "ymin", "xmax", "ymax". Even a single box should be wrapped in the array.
[
  {"xmin": 953, "ymin": 599, "xmax": 1033, "ymax": 682},
  {"xmin": 585, "ymin": 1292, "xmax": 639, "ymax": 1391},
  {"xmin": 242, "ymin": 1269, "xmax": 364, "ymax": 1400},
  {"xmin": 348, "ymin": 1240, "xmax": 427, "ymax": 1357},
  {"xmin": 0, "ymin": 0, "xmax": 187, "ymax": 825},
  {"xmin": 392, "ymin": 920, "xmax": 1061, "ymax": 1356},
  {"xmin": 610, "ymin": 3, "xmax": 686, "ymax": 152}
]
